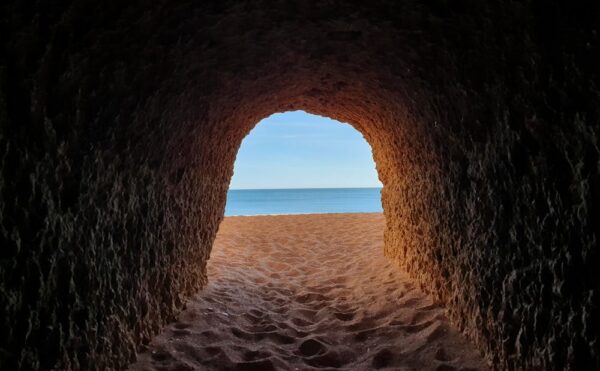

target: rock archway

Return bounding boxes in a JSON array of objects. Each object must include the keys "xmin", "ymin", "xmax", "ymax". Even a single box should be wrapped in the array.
[{"xmin": 1, "ymin": 1, "xmax": 598, "ymax": 370}]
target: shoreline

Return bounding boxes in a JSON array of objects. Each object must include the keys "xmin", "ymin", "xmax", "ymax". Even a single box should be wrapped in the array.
[{"xmin": 224, "ymin": 211, "xmax": 384, "ymax": 217}]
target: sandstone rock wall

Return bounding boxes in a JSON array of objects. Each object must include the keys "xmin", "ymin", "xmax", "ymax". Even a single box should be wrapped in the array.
[{"xmin": 1, "ymin": 1, "xmax": 598, "ymax": 369}]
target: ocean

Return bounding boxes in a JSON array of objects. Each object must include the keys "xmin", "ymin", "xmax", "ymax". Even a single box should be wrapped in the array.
[{"xmin": 224, "ymin": 188, "xmax": 383, "ymax": 216}]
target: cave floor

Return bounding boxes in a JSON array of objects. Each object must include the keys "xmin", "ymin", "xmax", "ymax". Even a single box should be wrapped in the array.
[{"xmin": 130, "ymin": 213, "xmax": 487, "ymax": 371}]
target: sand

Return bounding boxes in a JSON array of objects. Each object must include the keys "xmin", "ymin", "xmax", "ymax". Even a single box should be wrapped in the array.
[{"xmin": 130, "ymin": 213, "xmax": 487, "ymax": 371}]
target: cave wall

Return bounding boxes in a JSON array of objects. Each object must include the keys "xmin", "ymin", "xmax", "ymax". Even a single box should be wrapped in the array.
[{"xmin": 1, "ymin": 1, "xmax": 598, "ymax": 370}]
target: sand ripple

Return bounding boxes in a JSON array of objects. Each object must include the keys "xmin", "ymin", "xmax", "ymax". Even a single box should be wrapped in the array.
[{"xmin": 130, "ymin": 213, "xmax": 487, "ymax": 370}]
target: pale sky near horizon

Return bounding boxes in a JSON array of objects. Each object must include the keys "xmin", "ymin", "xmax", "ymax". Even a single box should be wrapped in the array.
[{"xmin": 229, "ymin": 111, "xmax": 383, "ymax": 190}]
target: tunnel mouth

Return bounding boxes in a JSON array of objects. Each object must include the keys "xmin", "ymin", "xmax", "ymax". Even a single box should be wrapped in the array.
[
  {"xmin": 222, "ymin": 110, "xmax": 384, "ymax": 217},
  {"xmin": 127, "ymin": 111, "xmax": 489, "ymax": 370}
]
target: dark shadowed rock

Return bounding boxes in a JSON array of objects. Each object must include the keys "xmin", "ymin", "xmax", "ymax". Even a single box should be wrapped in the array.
[{"xmin": 0, "ymin": 1, "xmax": 598, "ymax": 370}]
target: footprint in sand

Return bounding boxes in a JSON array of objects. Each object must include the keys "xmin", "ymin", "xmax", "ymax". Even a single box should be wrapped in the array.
[
  {"xmin": 333, "ymin": 311, "xmax": 355, "ymax": 321},
  {"xmin": 298, "ymin": 338, "xmax": 327, "ymax": 357},
  {"xmin": 371, "ymin": 348, "xmax": 394, "ymax": 369}
]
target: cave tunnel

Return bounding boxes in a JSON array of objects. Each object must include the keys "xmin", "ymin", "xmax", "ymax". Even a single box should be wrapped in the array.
[{"xmin": 1, "ymin": 1, "xmax": 599, "ymax": 370}]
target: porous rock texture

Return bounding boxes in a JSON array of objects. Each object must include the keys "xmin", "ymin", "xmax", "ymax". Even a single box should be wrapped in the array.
[{"xmin": 0, "ymin": 1, "xmax": 598, "ymax": 370}]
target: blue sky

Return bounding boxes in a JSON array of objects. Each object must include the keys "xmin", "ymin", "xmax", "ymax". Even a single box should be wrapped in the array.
[{"xmin": 229, "ymin": 111, "xmax": 382, "ymax": 189}]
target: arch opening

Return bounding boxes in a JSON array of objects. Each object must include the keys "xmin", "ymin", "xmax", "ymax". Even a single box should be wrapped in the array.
[
  {"xmin": 225, "ymin": 110, "xmax": 383, "ymax": 215},
  {"xmin": 129, "ymin": 111, "xmax": 488, "ymax": 370}
]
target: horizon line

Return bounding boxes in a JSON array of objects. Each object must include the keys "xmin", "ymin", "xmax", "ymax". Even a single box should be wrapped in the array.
[{"xmin": 228, "ymin": 186, "xmax": 383, "ymax": 191}]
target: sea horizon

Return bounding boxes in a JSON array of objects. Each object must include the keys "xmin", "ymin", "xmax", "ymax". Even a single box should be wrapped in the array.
[
  {"xmin": 229, "ymin": 186, "xmax": 382, "ymax": 190},
  {"xmin": 224, "ymin": 187, "xmax": 383, "ymax": 216}
]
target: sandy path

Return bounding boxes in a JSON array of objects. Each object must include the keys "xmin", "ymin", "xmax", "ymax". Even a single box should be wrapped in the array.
[{"xmin": 130, "ymin": 213, "xmax": 487, "ymax": 370}]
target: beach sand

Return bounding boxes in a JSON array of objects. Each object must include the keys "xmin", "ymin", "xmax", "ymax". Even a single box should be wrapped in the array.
[{"xmin": 130, "ymin": 213, "xmax": 487, "ymax": 370}]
